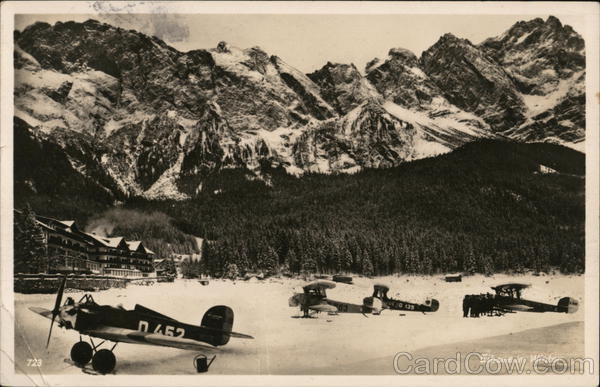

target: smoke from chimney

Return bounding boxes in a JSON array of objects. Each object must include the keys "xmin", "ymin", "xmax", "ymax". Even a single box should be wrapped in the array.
[{"xmin": 85, "ymin": 219, "xmax": 115, "ymax": 237}]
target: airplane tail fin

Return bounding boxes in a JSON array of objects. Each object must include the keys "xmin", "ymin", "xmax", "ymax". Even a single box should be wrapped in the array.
[
  {"xmin": 557, "ymin": 297, "xmax": 579, "ymax": 314},
  {"xmin": 202, "ymin": 306, "xmax": 234, "ymax": 346},
  {"xmin": 426, "ymin": 298, "xmax": 440, "ymax": 312}
]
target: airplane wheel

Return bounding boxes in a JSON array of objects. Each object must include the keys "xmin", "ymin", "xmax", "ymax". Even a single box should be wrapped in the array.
[
  {"xmin": 70, "ymin": 341, "xmax": 93, "ymax": 365},
  {"xmin": 92, "ymin": 349, "xmax": 116, "ymax": 374}
]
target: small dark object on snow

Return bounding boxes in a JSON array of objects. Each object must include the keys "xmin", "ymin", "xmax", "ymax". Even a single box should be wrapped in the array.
[
  {"xmin": 445, "ymin": 275, "xmax": 462, "ymax": 282},
  {"xmin": 332, "ymin": 275, "xmax": 353, "ymax": 284},
  {"xmin": 194, "ymin": 354, "xmax": 216, "ymax": 373}
]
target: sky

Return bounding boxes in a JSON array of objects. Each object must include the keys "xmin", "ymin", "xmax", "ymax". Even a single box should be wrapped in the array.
[{"xmin": 15, "ymin": 13, "xmax": 585, "ymax": 74}]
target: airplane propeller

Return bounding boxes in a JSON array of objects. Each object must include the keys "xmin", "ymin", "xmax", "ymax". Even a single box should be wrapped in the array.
[{"xmin": 46, "ymin": 275, "xmax": 67, "ymax": 348}]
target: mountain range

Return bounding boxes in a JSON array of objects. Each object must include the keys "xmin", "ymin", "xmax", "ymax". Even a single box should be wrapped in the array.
[{"xmin": 14, "ymin": 16, "xmax": 585, "ymax": 200}]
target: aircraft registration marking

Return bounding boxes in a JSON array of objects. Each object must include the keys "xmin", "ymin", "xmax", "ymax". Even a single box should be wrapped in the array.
[
  {"xmin": 336, "ymin": 304, "xmax": 349, "ymax": 312},
  {"xmin": 390, "ymin": 301, "xmax": 415, "ymax": 310},
  {"xmin": 138, "ymin": 320, "xmax": 185, "ymax": 337}
]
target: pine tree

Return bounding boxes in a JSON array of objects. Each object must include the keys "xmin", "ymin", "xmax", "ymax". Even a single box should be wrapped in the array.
[
  {"xmin": 479, "ymin": 254, "xmax": 494, "ymax": 276},
  {"xmin": 234, "ymin": 244, "xmax": 250, "ymax": 275},
  {"xmin": 301, "ymin": 254, "xmax": 317, "ymax": 276},
  {"xmin": 340, "ymin": 245, "xmax": 353, "ymax": 273},
  {"xmin": 361, "ymin": 252, "xmax": 374, "ymax": 277},
  {"xmin": 202, "ymin": 241, "xmax": 218, "ymax": 276},
  {"xmin": 286, "ymin": 248, "xmax": 299, "ymax": 274},
  {"xmin": 163, "ymin": 257, "xmax": 177, "ymax": 276},
  {"xmin": 257, "ymin": 245, "xmax": 278, "ymax": 276},
  {"xmin": 406, "ymin": 249, "xmax": 420, "ymax": 273},
  {"xmin": 181, "ymin": 258, "xmax": 200, "ymax": 278},
  {"xmin": 14, "ymin": 205, "xmax": 47, "ymax": 274},
  {"xmin": 463, "ymin": 244, "xmax": 477, "ymax": 274},
  {"xmin": 419, "ymin": 248, "xmax": 433, "ymax": 275},
  {"xmin": 225, "ymin": 263, "xmax": 239, "ymax": 280}
]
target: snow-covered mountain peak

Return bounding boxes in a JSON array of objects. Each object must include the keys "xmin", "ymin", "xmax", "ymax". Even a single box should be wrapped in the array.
[{"xmin": 13, "ymin": 17, "xmax": 585, "ymax": 199}]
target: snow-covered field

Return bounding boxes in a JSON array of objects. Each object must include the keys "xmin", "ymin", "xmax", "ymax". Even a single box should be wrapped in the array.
[{"xmin": 14, "ymin": 274, "xmax": 584, "ymax": 375}]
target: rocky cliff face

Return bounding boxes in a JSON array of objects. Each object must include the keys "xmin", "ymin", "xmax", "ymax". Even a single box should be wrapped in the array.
[
  {"xmin": 367, "ymin": 47, "xmax": 439, "ymax": 110},
  {"xmin": 307, "ymin": 62, "xmax": 382, "ymax": 114},
  {"xmin": 14, "ymin": 17, "xmax": 585, "ymax": 200},
  {"xmin": 421, "ymin": 33, "xmax": 527, "ymax": 133},
  {"xmin": 364, "ymin": 46, "xmax": 495, "ymax": 153},
  {"xmin": 364, "ymin": 15, "xmax": 585, "ymax": 148},
  {"xmin": 479, "ymin": 16, "xmax": 585, "ymax": 143},
  {"xmin": 15, "ymin": 20, "xmax": 340, "ymax": 198}
]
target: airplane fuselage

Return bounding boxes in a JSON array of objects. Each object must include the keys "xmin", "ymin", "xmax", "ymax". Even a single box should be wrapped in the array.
[
  {"xmin": 292, "ymin": 293, "xmax": 370, "ymax": 314},
  {"xmin": 65, "ymin": 303, "xmax": 231, "ymax": 346},
  {"xmin": 380, "ymin": 297, "xmax": 439, "ymax": 312},
  {"xmin": 494, "ymin": 296, "xmax": 562, "ymax": 313},
  {"xmin": 324, "ymin": 298, "xmax": 367, "ymax": 313}
]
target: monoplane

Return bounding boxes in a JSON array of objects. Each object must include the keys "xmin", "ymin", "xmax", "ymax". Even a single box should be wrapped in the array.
[{"xmin": 30, "ymin": 276, "xmax": 253, "ymax": 374}]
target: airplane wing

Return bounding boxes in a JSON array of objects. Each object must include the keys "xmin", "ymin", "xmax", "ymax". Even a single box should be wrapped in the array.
[
  {"xmin": 493, "ymin": 283, "xmax": 531, "ymax": 292},
  {"xmin": 502, "ymin": 303, "xmax": 535, "ymax": 312},
  {"xmin": 83, "ymin": 326, "xmax": 218, "ymax": 351},
  {"xmin": 309, "ymin": 304, "xmax": 338, "ymax": 313},
  {"xmin": 304, "ymin": 280, "xmax": 336, "ymax": 291},
  {"xmin": 29, "ymin": 307, "xmax": 53, "ymax": 320}
]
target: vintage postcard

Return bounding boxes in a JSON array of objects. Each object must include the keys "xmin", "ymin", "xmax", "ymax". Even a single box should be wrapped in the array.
[{"xmin": 1, "ymin": 1, "xmax": 598, "ymax": 386}]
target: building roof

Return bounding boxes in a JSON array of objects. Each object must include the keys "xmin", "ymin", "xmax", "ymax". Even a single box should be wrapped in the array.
[
  {"xmin": 33, "ymin": 215, "xmax": 73, "ymax": 231},
  {"xmin": 34, "ymin": 219, "xmax": 54, "ymax": 231},
  {"xmin": 128, "ymin": 241, "xmax": 155, "ymax": 255},
  {"xmin": 30, "ymin": 215, "xmax": 83, "ymax": 239},
  {"xmin": 84, "ymin": 232, "xmax": 112, "ymax": 247},
  {"xmin": 84, "ymin": 233, "xmax": 130, "ymax": 250},
  {"xmin": 104, "ymin": 237, "xmax": 125, "ymax": 248},
  {"xmin": 18, "ymin": 209, "xmax": 156, "ymax": 256},
  {"xmin": 127, "ymin": 241, "xmax": 142, "ymax": 251}
]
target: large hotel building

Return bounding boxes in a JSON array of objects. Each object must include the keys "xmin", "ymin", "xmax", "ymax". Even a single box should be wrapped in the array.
[{"xmin": 24, "ymin": 212, "xmax": 156, "ymax": 277}]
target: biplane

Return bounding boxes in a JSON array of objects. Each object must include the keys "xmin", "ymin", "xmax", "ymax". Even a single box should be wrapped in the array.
[
  {"xmin": 366, "ymin": 284, "xmax": 440, "ymax": 313},
  {"xmin": 463, "ymin": 283, "xmax": 579, "ymax": 317},
  {"xmin": 30, "ymin": 276, "xmax": 253, "ymax": 374},
  {"xmin": 288, "ymin": 280, "xmax": 382, "ymax": 317},
  {"xmin": 489, "ymin": 283, "xmax": 579, "ymax": 314}
]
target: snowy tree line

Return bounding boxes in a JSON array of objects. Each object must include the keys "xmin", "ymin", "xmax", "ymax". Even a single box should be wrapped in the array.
[{"xmin": 176, "ymin": 225, "xmax": 582, "ymax": 279}]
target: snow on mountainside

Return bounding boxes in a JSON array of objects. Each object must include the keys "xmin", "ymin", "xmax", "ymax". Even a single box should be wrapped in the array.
[
  {"xmin": 479, "ymin": 16, "xmax": 585, "ymax": 149},
  {"xmin": 363, "ymin": 46, "xmax": 498, "ymax": 157},
  {"xmin": 13, "ymin": 17, "xmax": 585, "ymax": 199},
  {"xmin": 383, "ymin": 102, "xmax": 496, "ymax": 159},
  {"xmin": 420, "ymin": 33, "xmax": 527, "ymax": 133}
]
